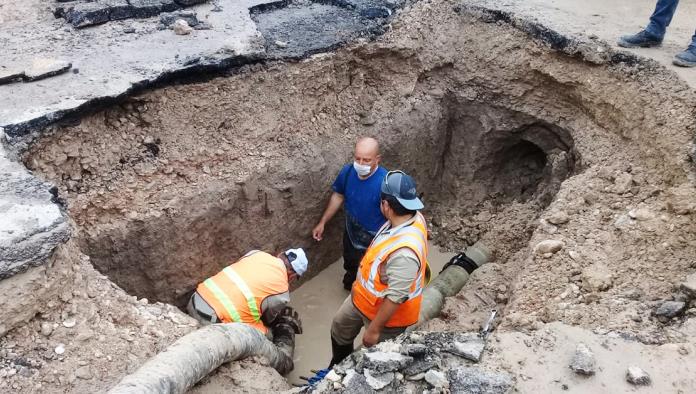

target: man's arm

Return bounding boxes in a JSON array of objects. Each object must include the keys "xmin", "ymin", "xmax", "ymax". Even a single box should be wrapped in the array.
[
  {"xmin": 260, "ymin": 292, "xmax": 290, "ymax": 326},
  {"xmin": 312, "ymin": 192, "xmax": 345, "ymax": 241},
  {"xmin": 363, "ymin": 298, "xmax": 400, "ymax": 347}
]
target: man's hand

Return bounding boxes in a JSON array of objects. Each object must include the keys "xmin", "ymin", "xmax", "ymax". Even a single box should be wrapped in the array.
[
  {"xmin": 272, "ymin": 306, "xmax": 303, "ymax": 334},
  {"xmin": 312, "ymin": 222, "xmax": 325, "ymax": 241},
  {"xmin": 362, "ymin": 325, "xmax": 380, "ymax": 348}
]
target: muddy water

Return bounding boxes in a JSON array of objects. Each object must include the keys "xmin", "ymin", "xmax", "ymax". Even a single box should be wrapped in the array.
[{"xmin": 287, "ymin": 241, "xmax": 456, "ymax": 384}]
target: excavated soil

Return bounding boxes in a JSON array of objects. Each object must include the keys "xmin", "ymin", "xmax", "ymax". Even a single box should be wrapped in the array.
[{"xmin": 2, "ymin": 0, "xmax": 696, "ymax": 392}]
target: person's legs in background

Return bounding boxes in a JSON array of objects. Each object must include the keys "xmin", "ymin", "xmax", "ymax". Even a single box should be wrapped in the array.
[
  {"xmin": 618, "ymin": 0, "xmax": 678, "ymax": 47},
  {"xmin": 342, "ymin": 230, "xmax": 365, "ymax": 290}
]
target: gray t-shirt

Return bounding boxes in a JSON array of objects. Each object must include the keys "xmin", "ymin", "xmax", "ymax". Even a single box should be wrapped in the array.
[{"xmin": 371, "ymin": 215, "xmax": 422, "ymax": 304}]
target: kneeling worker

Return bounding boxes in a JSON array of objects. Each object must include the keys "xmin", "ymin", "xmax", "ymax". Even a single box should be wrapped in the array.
[
  {"xmin": 329, "ymin": 170, "xmax": 429, "ymax": 366},
  {"xmin": 188, "ymin": 248, "xmax": 309, "ymax": 334}
]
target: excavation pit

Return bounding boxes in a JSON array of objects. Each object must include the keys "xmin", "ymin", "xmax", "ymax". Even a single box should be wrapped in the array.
[{"xmin": 6, "ymin": 1, "xmax": 696, "ymax": 391}]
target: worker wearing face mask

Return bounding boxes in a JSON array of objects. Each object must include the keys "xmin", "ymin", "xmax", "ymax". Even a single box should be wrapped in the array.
[{"xmin": 312, "ymin": 137, "xmax": 388, "ymax": 290}]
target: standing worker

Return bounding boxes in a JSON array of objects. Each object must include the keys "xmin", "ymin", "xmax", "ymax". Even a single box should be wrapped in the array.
[
  {"xmin": 312, "ymin": 137, "xmax": 388, "ymax": 290},
  {"xmin": 188, "ymin": 248, "xmax": 308, "ymax": 335},
  {"xmin": 329, "ymin": 170, "xmax": 429, "ymax": 366}
]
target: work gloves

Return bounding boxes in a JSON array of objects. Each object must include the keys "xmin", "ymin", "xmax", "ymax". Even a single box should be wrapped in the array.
[{"xmin": 272, "ymin": 306, "xmax": 303, "ymax": 335}]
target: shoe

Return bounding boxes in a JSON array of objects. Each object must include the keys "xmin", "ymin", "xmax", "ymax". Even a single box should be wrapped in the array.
[
  {"xmin": 673, "ymin": 47, "xmax": 696, "ymax": 67},
  {"xmin": 617, "ymin": 30, "xmax": 662, "ymax": 48}
]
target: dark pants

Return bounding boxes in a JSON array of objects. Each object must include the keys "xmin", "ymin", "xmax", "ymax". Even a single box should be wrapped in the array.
[
  {"xmin": 646, "ymin": 0, "xmax": 696, "ymax": 49},
  {"xmin": 342, "ymin": 230, "xmax": 366, "ymax": 290}
]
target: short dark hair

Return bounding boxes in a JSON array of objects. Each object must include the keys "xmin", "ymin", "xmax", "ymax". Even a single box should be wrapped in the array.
[{"xmin": 381, "ymin": 193, "xmax": 416, "ymax": 216}]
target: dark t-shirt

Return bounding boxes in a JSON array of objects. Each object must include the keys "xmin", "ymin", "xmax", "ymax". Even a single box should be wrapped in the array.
[{"xmin": 332, "ymin": 164, "xmax": 388, "ymax": 247}]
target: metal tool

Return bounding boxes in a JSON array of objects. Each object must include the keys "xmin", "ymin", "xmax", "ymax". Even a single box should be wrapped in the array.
[{"xmin": 480, "ymin": 309, "xmax": 497, "ymax": 339}]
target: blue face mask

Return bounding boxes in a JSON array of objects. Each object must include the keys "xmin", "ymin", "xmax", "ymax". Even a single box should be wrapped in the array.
[{"xmin": 353, "ymin": 161, "xmax": 372, "ymax": 177}]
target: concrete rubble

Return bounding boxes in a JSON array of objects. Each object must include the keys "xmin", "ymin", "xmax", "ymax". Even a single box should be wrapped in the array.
[
  {"xmin": 626, "ymin": 366, "xmax": 651, "ymax": 386},
  {"xmin": 310, "ymin": 331, "xmax": 505, "ymax": 393},
  {"xmin": 569, "ymin": 343, "xmax": 596, "ymax": 376}
]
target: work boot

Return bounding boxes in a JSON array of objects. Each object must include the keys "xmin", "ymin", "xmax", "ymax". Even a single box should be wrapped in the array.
[
  {"xmin": 329, "ymin": 337, "xmax": 354, "ymax": 367},
  {"xmin": 617, "ymin": 30, "xmax": 663, "ymax": 48},
  {"xmin": 673, "ymin": 47, "xmax": 696, "ymax": 67}
]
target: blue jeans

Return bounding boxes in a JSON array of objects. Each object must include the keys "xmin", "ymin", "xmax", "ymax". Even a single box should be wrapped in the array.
[{"xmin": 646, "ymin": 0, "xmax": 696, "ymax": 50}]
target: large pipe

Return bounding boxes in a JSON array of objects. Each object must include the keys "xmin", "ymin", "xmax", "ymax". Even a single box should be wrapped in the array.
[
  {"xmin": 108, "ymin": 322, "xmax": 296, "ymax": 394},
  {"xmin": 411, "ymin": 241, "xmax": 492, "ymax": 329}
]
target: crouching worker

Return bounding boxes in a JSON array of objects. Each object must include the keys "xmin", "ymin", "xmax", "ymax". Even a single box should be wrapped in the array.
[
  {"xmin": 329, "ymin": 171, "xmax": 429, "ymax": 366},
  {"xmin": 188, "ymin": 248, "xmax": 308, "ymax": 336}
]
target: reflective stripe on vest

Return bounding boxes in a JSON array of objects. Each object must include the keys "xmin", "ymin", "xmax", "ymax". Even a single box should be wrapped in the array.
[
  {"xmin": 352, "ymin": 212, "xmax": 429, "ymax": 328},
  {"xmin": 202, "ymin": 278, "xmax": 242, "ymax": 322},
  {"xmin": 222, "ymin": 266, "xmax": 261, "ymax": 322}
]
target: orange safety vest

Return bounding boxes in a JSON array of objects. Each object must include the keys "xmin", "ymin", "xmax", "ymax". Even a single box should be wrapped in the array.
[
  {"xmin": 196, "ymin": 251, "xmax": 289, "ymax": 334},
  {"xmin": 352, "ymin": 212, "xmax": 429, "ymax": 328}
]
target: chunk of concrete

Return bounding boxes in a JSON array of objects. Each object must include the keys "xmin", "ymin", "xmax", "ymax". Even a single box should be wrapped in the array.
[
  {"xmin": 448, "ymin": 367, "xmax": 513, "ymax": 394},
  {"xmin": 23, "ymin": 59, "xmax": 72, "ymax": 82},
  {"xmin": 363, "ymin": 351, "xmax": 413, "ymax": 373},
  {"xmin": 130, "ymin": 0, "xmax": 181, "ymax": 18},
  {"xmin": 424, "ymin": 370, "xmax": 448, "ymax": 388},
  {"xmin": 64, "ymin": 0, "xmax": 132, "ymax": 28},
  {"xmin": 0, "ymin": 147, "xmax": 70, "ymax": 278},
  {"xmin": 342, "ymin": 369, "xmax": 376, "ymax": 394},
  {"xmin": 174, "ymin": 0, "xmax": 207, "ymax": 5},
  {"xmin": 447, "ymin": 337, "xmax": 486, "ymax": 362},
  {"xmin": 0, "ymin": 69, "xmax": 24, "ymax": 85},
  {"xmin": 402, "ymin": 359, "xmax": 437, "ymax": 377},
  {"xmin": 626, "ymin": 366, "xmax": 651, "ymax": 386},
  {"xmin": 364, "ymin": 370, "xmax": 394, "ymax": 390},
  {"xmin": 569, "ymin": 343, "xmax": 596, "ymax": 376}
]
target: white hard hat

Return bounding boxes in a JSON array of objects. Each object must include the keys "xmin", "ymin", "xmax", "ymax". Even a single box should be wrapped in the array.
[{"xmin": 285, "ymin": 248, "xmax": 308, "ymax": 276}]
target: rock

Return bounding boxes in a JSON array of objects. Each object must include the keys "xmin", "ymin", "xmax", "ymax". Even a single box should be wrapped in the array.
[
  {"xmin": 626, "ymin": 366, "xmax": 651, "ymax": 386},
  {"xmin": 342, "ymin": 369, "xmax": 376, "ymax": 394},
  {"xmin": 74, "ymin": 366, "xmax": 92, "ymax": 380},
  {"xmin": 174, "ymin": 0, "xmax": 207, "ymax": 5},
  {"xmin": 612, "ymin": 172, "xmax": 633, "ymax": 194},
  {"xmin": 402, "ymin": 359, "xmax": 437, "ymax": 377},
  {"xmin": 424, "ymin": 370, "xmax": 448, "ymax": 388},
  {"xmin": 448, "ymin": 367, "xmax": 512, "ymax": 394},
  {"xmin": 534, "ymin": 240, "xmax": 564, "ymax": 255},
  {"xmin": 666, "ymin": 185, "xmax": 695, "ymax": 215},
  {"xmin": 325, "ymin": 370, "xmax": 341, "ymax": 382},
  {"xmin": 680, "ymin": 273, "xmax": 696, "ymax": 300},
  {"xmin": 40, "ymin": 323, "xmax": 53, "ymax": 337},
  {"xmin": 62, "ymin": 318, "xmax": 77, "ymax": 328},
  {"xmin": 54, "ymin": 344, "xmax": 65, "ymax": 355},
  {"xmin": 274, "ymin": 40, "xmax": 289, "ymax": 48},
  {"xmin": 130, "ymin": 0, "xmax": 180, "ymax": 18},
  {"xmin": 23, "ymin": 58, "xmax": 72, "ymax": 82},
  {"xmin": 581, "ymin": 264, "xmax": 613, "ymax": 292},
  {"xmin": 364, "ymin": 370, "xmax": 394, "ymax": 390},
  {"xmin": 547, "ymin": 210, "xmax": 569, "ymax": 225},
  {"xmin": 363, "ymin": 351, "xmax": 413, "ymax": 373},
  {"xmin": 173, "ymin": 19, "xmax": 193, "ymax": 35},
  {"xmin": 447, "ymin": 338, "xmax": 486, "ymax": 362},
  {"xmin": 406, "ymin": 372, "xmax": 425, "ymax": 381},
  {"xmin": 400, "ymin": 343, "xmax": 428, "ymax": 357},
  {"xmin": 655, "ymin": 301, "xmax": 686, "ymax": 320},
  {"xmin": 160, "ymin": 10, "xmax": 198, "ymax": 27},
  {"xmin": 63, "ymin": 0, "xmax": 133, "ymax": 28},
  {"xmin": 569, "ymin": 343, "xmax": 596, "ymax": 375},
  {"xmin": 628, "ymin": 208, "xmax": 654, "ymax": 221}
]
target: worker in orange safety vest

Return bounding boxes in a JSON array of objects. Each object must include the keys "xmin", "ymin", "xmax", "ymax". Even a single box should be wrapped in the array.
[
  {"xmin": 328, "ymin": 170, "xmax": 429, "ymax": 367},
  {"xmin": 187, "ymin": 248, "xmax": 309, "ymax": 335}
]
